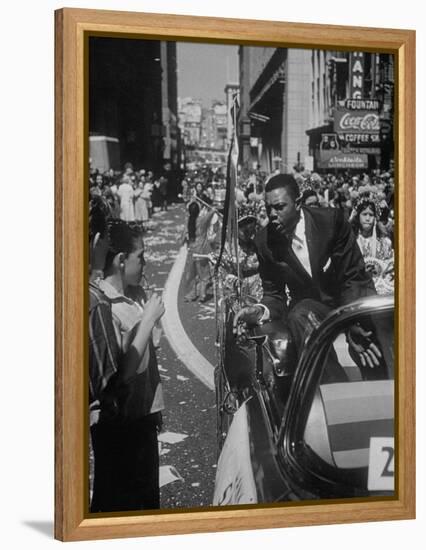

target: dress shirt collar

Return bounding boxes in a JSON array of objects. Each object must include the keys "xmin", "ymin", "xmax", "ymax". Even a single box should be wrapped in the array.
[
  {"xmin": 98, "ymin": 279, "xmax": 135, "ymax": 305},
  {"xmin": 291, "ymin": 210, "xmax": 306, "ymax": 243}
]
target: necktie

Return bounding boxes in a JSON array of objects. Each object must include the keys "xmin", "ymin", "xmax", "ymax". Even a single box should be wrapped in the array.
[{"xmin": 291, "ymin": 234, "xmax": 312, "ymax": 277}]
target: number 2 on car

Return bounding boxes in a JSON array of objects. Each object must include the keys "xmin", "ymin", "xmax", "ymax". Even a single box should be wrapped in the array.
[{"xmin": 367, "ymin": 437, "xmax": 395, "ymax": 491}]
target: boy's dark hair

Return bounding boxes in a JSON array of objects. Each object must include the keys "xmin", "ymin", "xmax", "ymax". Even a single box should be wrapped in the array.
[
  {"xmin": 264, "ymin": 174, "xmax": 300, "ymax": 201},
  {"xmin": 104, "ymin": 220, "xmax": 144, "ymax": 274},
  {"xmin": 89, "ymin": 196, "xmax": 111, "ymax": 241}
]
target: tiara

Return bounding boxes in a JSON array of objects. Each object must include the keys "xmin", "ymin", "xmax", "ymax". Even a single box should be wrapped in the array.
[
  {"xmin": 352, "ymin": 190, "xmax": 383, "ymax": 218},
  {"xmin": 237, "ymin": 203, "xmax": 257, "ymax": 222}
]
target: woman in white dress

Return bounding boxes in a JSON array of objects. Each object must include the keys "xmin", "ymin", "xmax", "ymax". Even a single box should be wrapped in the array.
[
  {"xmin": 134, "ymin": 177, "xmax": 150, "ymax": 225},
  {"xmin": 117, "ymin": 175, "xmax": 135, "ymax": 222}
]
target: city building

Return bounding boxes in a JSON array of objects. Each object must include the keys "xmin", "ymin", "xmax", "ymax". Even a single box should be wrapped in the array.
[
  {"xmin": 213, "ymin": 101, "xmax": 228, "ymax": 150},
  {"xmin": 237, "ymin": 45, "xmax": 394, "ymax": 175},
  {"xmin": 160, "ymin": 41, "xmax": 180, "ymax": 172},
  {"xmin": 178, "ymin": 97, "xmax": 230, "ymax": 168},
  {"xmin": 306, "ymin": 50, "xmax": 394, "ymax": 171},
  {"xmin": 89, "ymin": 37, "xmax": 179, "ymax": 176},
  {"xmin": 178, "ymin": 97, "xmax": 203, "ymax": 145},
  {"xmin": 237, "ymin": 46, "xmax": 311, "ymax": 175},
  {"xmin": 200, "ymin": 107, "xmax": 217, "ymax": 149}
]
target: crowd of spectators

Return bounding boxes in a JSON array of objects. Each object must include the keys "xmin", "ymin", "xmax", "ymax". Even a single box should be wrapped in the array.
[
  {"xmin": 89, "ymin": 161, "xmax": 171, "ymax": 227},
  {"xmin": 90, "ymin": 160, "xmax": 395, "ymax": 296},
  {"xmin": 180, "ymin": 164, "xmax": 395, "ymax": 296}
]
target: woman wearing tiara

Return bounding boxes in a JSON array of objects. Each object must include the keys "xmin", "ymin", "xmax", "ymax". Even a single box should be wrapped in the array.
[{"xmin": 351, "ymin": 194, "xmax": 394, "ymax": 295}]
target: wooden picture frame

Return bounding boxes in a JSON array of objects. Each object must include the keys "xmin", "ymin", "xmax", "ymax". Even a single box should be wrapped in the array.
[{"xmin": 55, "ymin": 7, "xmax": 415, "ymax": 541}]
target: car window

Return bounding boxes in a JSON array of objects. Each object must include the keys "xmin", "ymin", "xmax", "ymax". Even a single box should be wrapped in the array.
[{"xmin": 302, "ymin": 309, "xmax": 394, "ymax": 493}]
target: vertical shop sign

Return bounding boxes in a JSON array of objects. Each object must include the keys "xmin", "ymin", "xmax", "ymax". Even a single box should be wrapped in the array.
[{"xmin": 349, "ymin": 52, "xmax": 365, "ymax": 98}]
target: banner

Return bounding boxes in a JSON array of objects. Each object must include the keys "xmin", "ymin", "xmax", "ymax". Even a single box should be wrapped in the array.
[
  {"xmin": 213, "ymin": 402, "xmax": 257, "ymax": 505},
  {"xmin": 318, "ymin": 152, "xmax": 368, "ymax": 170}
]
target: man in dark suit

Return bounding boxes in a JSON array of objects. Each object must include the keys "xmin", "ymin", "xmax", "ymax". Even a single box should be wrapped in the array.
[{"xmin": 234, "ymin": 174, "xmax": 381, "ymax": 372}]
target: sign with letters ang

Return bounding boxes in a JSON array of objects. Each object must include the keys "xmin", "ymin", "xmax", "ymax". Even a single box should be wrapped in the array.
[{"xmin": 349, "ymin": 51, "xmax": 365, "ymax": 99}]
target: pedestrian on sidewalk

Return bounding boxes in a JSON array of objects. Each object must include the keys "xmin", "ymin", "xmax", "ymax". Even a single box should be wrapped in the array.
[
  {"xmin": 89, "ymin": 196, "xmax": 124, "ymax": 512},
  {"xmin": 159, "ymin": 175, "xmax": 168, "ymax": 211},
  {"xmin": 94, "ymin": 220, "xmax": 165, "ymax": 512},
  {"xmin": 89, "ymin": 196, "xmax": 120, "ymax": 428},
  {"xmin": 184, "ymin": 197, "xmax": 219, "ymax": 302},
  {"xmin": 117, "ymin": 175, "xmax": 135, "ymax": 222},
  {"xmin": 183, "ymin": 200, "xmax": 201, "ymax": 301},
  {"xmin": 134, "ymin": 175, "xmax": 150, "ymax": 228},
  {"xmin": 152, "ymin": 177, "xmax": 161, "ymax": 212}
]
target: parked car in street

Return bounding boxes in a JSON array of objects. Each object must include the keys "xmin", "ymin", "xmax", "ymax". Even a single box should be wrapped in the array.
[{"xmin": 213, "ymin": 286, "xmax": 395, "ymax": 505}]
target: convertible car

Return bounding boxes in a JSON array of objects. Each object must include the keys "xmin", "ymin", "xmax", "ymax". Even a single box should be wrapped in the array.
[{"xmin": 213, "ymin": 275, "xmax": 395, "ymax": 505}]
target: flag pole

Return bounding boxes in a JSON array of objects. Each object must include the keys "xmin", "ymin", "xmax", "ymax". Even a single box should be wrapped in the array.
[
  {"xmin": 215, "ymin": 92, "xmax": 241, "ymax": 303},
  {"xmin": 232, "ymin": 100, "xmax": 241, "ymax": 302}
]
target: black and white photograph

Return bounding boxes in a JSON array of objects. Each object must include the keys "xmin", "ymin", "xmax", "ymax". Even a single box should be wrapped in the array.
[{"xmin": 88, "ymin": 36, "xmax": 395, "ymax": 514}]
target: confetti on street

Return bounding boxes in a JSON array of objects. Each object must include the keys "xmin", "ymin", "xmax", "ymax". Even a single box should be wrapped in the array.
[
  {"xmin": 158, "ymin": 431, "xmax": 188, "ymax": 444},
  {"xmin": 159, "ymin": 465, "xmax": 184, "ymax": 488}
]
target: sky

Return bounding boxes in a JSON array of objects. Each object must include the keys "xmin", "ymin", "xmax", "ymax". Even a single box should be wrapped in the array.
[{"xmin": 176, "ymin": 41, "xmax": 239, "ymax": 107}]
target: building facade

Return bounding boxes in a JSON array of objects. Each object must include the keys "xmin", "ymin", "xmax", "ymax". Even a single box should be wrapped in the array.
[
  {"xmin": 213, "ymin": 101, "xmax": 228, "ymax": 150},
  {"xmin": 200, "ymin": 107, "xmax": 216, "ymax": 149},
  {"xmin": 161, "ymin": 41, "xmax": 180, "ymax": 171},
  {"xmin": 306, "ymin": 50, "xmax": 394, "ymax": 172},
  {"xmin": 238, "ymin": 46, "xmax": 311, "ymax": 175},
  {"xmin": 89, "ymin": 37, "xmax": 179, "ymax": 175},
  {"xmin": 237, "ymin": 45, "xmax": 394, "ymax": 176},
  {"xmin": 178, "ymin": 97, "xmax": 203, "ymax": 145}
]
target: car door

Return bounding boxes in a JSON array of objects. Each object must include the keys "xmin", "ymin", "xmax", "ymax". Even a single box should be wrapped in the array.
[{"xmin": 278, "ymin": 295, "xmax": 395, "ymax": 500}]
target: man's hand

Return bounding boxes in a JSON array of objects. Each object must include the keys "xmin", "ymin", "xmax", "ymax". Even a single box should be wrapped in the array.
[
  {"xmin": 347, "ymin": 323, "xmax": 382, "ymax": 369},
  {"xmin": 233, "ymin": 305, "xmax": 264, "ymax": 335}
]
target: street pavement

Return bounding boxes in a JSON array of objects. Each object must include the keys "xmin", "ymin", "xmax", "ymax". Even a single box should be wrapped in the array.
[{"xmin": 143, "ymin": 204, "xmax": 217, "ymax": 510}]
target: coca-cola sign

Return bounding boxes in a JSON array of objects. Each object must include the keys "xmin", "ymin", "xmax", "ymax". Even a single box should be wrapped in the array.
[{"xmin": 334, "ymin": 108, "xmax": 380, "ymax": 135}]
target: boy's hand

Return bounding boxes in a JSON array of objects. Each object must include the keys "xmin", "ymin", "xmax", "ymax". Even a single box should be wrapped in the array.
[{"xmin": 142, "ymin": 293, "xmax": 165, "ymax": 325}]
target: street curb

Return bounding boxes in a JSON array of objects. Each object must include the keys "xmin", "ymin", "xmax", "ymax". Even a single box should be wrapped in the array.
[{"xmin": 161, "ymin": 245, "xmax": 215, "ymax": 390}]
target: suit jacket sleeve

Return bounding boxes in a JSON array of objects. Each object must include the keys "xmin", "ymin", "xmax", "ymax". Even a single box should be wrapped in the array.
[
  {"xmin": 331, "ymin": 209, "xmax": 376, "ymax": 304},
  {"xmin": 256, "ymin": 241, "xmax": 289, "ymax": 321}
]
